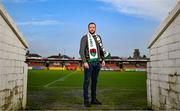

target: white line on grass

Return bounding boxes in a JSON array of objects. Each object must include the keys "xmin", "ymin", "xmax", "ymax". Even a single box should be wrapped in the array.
[{"xmin": 44, "ymin": 71, "xmax": 77, "ymax": 88}]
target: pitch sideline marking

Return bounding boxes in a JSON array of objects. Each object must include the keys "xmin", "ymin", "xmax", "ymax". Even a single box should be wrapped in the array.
[{"xmin": 44, "ymin": 71, "xmax": 77, "ymax": 88}]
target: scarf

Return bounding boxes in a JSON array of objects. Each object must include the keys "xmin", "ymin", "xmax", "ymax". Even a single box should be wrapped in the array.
[
  {"xmin": 87, "ymin": 33, "xmax": 98, "ymax": 62},
  {"xmin": 87, "ymin": 33, "xmax": 111, "ymax": 62},
  {"xmin": 96, "ymin": 35, "xmax": 111, "ymax": 59}
]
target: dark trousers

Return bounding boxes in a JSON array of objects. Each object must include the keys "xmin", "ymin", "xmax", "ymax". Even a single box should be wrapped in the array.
[{"xmin": 83, "ymin": 62, "xmax": 101, "ymax": 101}]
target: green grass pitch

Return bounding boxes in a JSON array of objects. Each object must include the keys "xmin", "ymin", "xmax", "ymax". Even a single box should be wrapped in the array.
[{"xmin": 27, "ymin": 70, "xmax": 148, "ymax": 110}]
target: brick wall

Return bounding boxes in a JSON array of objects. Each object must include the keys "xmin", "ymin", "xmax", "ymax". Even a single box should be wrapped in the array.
[
  {"xmin": 147, "ymin": 2, "xmax": 180, "ymax": 110},
  {"xmin": 0, "ymin": 4, "xmax": 28, "ymax": 110}
]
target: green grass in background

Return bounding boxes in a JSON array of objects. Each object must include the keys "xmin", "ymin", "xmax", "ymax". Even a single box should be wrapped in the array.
[{"xmin": 27, "ymin": 70, "xmax": 148, "ymax": 110}]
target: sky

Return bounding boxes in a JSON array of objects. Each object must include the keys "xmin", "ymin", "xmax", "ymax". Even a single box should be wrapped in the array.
[{"xmin": 0, "ymin": 0, "xmax": 177, "ymax": 58}]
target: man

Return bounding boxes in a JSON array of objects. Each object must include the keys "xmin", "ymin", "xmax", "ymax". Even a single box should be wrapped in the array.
[
  {"xmin": 79, "ymin": 22, "xmax": 106, "ymax": 107},
  {"xmin": 45, "ymin": 61, "xmax": 50, "ymax": 70}
]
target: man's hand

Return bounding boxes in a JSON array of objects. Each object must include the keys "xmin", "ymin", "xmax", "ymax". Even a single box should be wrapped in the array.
[
  {"xmin": 102, "ymin": 60, "xmax": 106, "ymax": 67},
  {"xmin": 83, "ymin": 62, "xmax": 89, "ymax": 69}
]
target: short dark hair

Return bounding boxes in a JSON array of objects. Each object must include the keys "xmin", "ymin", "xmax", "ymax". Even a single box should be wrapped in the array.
[{"xmin": 88, "ymin": 22, "xmax": 96, "ymax": 27}]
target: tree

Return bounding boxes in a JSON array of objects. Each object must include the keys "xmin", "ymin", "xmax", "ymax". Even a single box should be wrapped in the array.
[{"xmin": 143, "ymin": 55, "xmax": 147, "ymax": 59}]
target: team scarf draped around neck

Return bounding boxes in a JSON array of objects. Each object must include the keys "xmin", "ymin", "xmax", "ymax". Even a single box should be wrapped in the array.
[
  {"xmin": 87, "ymin": 33, "xmax": 111, "ymax": 61},
  {"xmin": 87, "ymin": 33, "xmax": 98, "ymax": 61}
]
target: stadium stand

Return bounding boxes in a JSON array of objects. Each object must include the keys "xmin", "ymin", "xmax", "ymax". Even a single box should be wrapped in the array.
[{"xmin": 26, "ymin": 52, "xmax": 149, "ymax": 72}]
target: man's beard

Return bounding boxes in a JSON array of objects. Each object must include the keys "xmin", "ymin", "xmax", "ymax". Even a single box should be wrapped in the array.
[{"xmin": 89, "ymin": 31, "xmax": 95, "ymax": 35}]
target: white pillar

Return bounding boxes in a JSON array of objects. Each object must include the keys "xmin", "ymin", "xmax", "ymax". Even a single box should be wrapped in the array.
[{"xmin": 22, "ymin": 63, "xmax": 28, "ymax": 109}]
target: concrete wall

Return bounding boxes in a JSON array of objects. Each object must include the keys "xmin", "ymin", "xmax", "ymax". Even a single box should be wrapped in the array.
[
  {"xmin": 0, "ymin": 4, "xmax": 28, "ymax": 110},
  {"xmin": 147, "ymin": 2, "xmax": 180, "ymax": 110}
]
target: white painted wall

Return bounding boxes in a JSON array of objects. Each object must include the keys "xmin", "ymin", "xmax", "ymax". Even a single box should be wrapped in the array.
[
  {"xmin": 0, "ymin": 4, "xmax": 28, "ymax": 110},
  {"xmin": 147, "ymin": 2, "xmax": 180, "ymax": 110}
]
